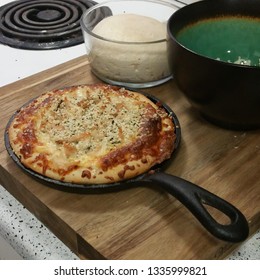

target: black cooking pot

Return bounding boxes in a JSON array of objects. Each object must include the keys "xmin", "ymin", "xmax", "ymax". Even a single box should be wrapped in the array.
[{"xmin": 167, "ymin": 0, "xmax": 260, "ymax": 130}]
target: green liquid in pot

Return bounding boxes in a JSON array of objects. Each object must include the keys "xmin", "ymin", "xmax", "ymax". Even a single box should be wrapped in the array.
[{"xmin": 176, "ymin": 16, "xmax": 260, "ymax": 67}]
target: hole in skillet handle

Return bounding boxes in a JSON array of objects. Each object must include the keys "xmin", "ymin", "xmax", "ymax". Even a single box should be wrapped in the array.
[{"xmin": 145, "ymin": 172, "xmax": 249, "ymax": 243}]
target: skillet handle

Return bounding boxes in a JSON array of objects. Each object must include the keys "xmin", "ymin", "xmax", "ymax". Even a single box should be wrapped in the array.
[{"xmin": 148, "ymin": 172, "xmax": 249, "ymax": 242}]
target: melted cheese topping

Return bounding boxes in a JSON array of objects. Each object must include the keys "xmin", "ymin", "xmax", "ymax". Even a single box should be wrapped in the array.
[
  {"xmin": 41, "ymin": 87, "xmax": 143, "ymax": 158},
  {"xmin": 8, "ymin": 84, "xmax": 175, "ymax": 184}
]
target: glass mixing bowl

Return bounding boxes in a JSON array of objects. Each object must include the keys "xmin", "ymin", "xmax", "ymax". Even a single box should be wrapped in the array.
[{"xmin": 80, "ymin": 0, "xmax": 181, "ymax": 88}]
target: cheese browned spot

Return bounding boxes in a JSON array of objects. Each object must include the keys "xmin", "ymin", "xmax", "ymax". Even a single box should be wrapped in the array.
[{"xmin": 8, "ymin": 84, "xmax": 176, "ymax": 184}]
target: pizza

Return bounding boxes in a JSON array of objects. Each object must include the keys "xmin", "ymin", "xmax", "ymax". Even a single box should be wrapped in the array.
[{"xmin": 7, "ymin": 84, "xmax": 176, "ymax": 184}]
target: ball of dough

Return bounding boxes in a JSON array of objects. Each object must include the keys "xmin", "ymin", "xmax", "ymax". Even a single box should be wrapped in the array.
[{"xmin": 88, "ymin": 14, "xmax": 170, "ymax": 84}]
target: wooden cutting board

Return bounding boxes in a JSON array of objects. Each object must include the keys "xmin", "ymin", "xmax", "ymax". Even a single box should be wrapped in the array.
[{"xmin": 0, "ymin": 55, "xmax": 259, "ymax": 260}]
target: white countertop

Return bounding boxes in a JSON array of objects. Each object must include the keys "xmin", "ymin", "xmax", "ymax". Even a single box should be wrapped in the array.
[
  {"xmin": 0, "ymin": 0, "xmax": 259, "ymax": 260},
  {"xmin": 1, "ymin": 181, "xmax": 260, "ymax": 260}
]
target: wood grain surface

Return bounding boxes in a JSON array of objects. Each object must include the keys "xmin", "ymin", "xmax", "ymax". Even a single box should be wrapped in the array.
[{"xmin": 0, "ymin": 55, "xmax": 259, "ymax": 259}]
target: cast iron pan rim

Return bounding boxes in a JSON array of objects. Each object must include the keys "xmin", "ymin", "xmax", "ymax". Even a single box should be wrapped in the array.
[{"xmin": 4, "ymin": 87, "xmax": 181, "ymax": 193}]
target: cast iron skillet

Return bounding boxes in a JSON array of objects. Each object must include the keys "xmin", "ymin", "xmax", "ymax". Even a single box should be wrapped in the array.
[{"xmin": 4, "ymin": 92, "xmax": 249, "ymax": 243}]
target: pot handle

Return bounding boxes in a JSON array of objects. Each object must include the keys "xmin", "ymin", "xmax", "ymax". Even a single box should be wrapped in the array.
[{"xmin": 147, "ymin": 172, "xmax": 249, "ymax": 242}]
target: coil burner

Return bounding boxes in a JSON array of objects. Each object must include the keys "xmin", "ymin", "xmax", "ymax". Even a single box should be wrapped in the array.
[{"xmin": 0, "ymin": 0, "xmax": 110, "ymax": 50}]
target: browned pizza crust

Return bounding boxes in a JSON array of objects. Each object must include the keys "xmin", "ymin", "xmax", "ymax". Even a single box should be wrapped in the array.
[{"xmin": 8, "ymin": 84, "xmax": 176, "ymax": 184}]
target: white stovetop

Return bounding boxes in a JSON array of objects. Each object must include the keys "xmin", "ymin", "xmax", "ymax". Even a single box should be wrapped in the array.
[
  {"xmin": 0, "ymin": 0, "xmax": 259, "ymax": 260},
  {"xmin": 0, "ymin": 0, "xmax": 87, "ymax": 87},
  {"xmin": 0, "ymin": 44, "xmax": 86, "ymax": 87},
  {"xmin": 0, "ymin": 0, "xmax": 186, "ymax": 87}
]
